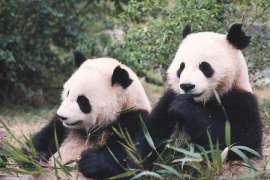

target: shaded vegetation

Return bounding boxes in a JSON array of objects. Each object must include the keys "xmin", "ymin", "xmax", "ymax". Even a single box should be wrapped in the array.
[{"xmin": 0, "ymin": 0, "xmax": 270, "ymax": 104}]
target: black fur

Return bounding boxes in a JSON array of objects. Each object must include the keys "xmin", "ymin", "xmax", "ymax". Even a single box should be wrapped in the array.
[
  {"xmin": 169, "ymin": 89, "xmax": 262, "ymax": 159},
  {"xmin": 78, "ymin": 109, "xmax": 149, "ymax": 178},
  {"xmin": 74, "ymin": 51, "xmax": 87, "ymax": 67},
  {"xmin": 112, "ymin": 65, "xmax": 133, "ymax": 89},
  {"xmin": 182, "ymin": 24, "xmax": 192, "ymax": 39},
  {"xmin": 227, "ymin": 23, "xmax": 251, "ymax": 49},
  {"xmin": 136, "ymin": 90, "xmax": 178, "ymax": 169},
  {"xmin": 30, "ymin": 115, "xmax": 68, "ymax": 161},
  {"xmin": 77, "ymin": 95, "xmax": 92, "ymax": 114},
  {"xmin": 132, "ymin": 88, "xmax": 262, "ymax": 171},
  {"xmin": 177, "ymin": 62, "xmax": 185, "ymax": 78},
  {"xmin": 199, "ymin": 61, "xmax": 214, "ymax": 78}
]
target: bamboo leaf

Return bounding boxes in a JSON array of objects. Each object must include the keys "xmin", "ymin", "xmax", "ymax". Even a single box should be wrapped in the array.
[
  {"xmin": 109, "ymin": 170, "xmax": 135, "ymax": 179},
  {"xmin": 139, "ymin": 116, "xmax": 156, "ymax": 152},
  {"xmin": 130, "ymin": 171, "xmax": 163, "ymax": 180},
  {"xmin": 225, "ymin": 120, "xmax": 231, "ymax": 146},
  {"xmin": 53, "ymin": 157, "xmax": 72, "ymax": 176},
  {"xmin": 221, "ymin": 147, "xmax": 229, "ymax": 163},
  {"xmin": 107, "ymin": 147, "xmax": 126, "ymax": 170},
  {"xmin": 230, "ymin": 147, "xmax": 256, "ymax": 170},
  {"xmin": 167, "ymin": 145, "xmax": 202, "ymax": 159},
  {"xmin": 233, "ymin": 146, "xmax": 261, "ymax": 158},
  {"xmin": 54, "ymin": 122, "xmax": 62, "ymax": 160},
  {"xmin": 155, "ymin": 163, "xmax": 181, "ymax": 179}
]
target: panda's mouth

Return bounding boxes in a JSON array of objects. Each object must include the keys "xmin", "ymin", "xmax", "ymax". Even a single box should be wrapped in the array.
[{"xmin": 65, "ymin": 120, "xmax": 82, "ymax": 126}]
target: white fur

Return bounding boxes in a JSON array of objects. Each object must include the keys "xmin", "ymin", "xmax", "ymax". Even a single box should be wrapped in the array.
[
  {"xmin": 167, "ymin": 32, "xmax": 252, "ymax": 102},
  {"xmin": 57, "ymin": 58, "xmax": 151, "ymax": 129}
]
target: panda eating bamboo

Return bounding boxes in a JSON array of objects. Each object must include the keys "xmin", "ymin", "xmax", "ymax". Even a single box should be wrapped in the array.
[
  {"xmin": 29, "ymin": 52, "xmax": 151, "ymax": 179},
  {"xmin": 140, "ymin": 23, "xmax": 262, "ymax": 167}
]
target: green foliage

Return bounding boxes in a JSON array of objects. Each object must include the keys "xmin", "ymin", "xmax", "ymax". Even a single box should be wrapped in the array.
[
  {"xmin": 0, "ymin": 0, "xmax": 124, "ymax": 103},
  {"xmin": 0, "ymin": 0, "xmax": 79, "ymax": 102},
  {"xmin": 110, "ymin": 0, "xmax": 270, "ymax": 84},
  {"xmin": 1, "ymin": 0, "xmax": 270, "ymax": 103}
]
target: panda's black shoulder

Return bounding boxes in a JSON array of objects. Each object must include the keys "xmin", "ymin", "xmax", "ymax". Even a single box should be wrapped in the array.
[
  {"xmin": 221, "ymin": 89, "xmax": 259, "ymax": 109},
  {"xmin": 116, "ymin": 109, "xmax": 149, "ymax": 133},
  {"xmin": 206, "ymin": 89, "xmax": 258, "ymax": 109}
]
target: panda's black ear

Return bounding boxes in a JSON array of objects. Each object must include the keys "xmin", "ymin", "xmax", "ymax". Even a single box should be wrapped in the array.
[
  {"xmin": 227, "ymin": 23, "xmax": 251, "ymax": 49},
  {"xmin": 182, "ymin": 24, "xmax": 192, "ymax": 39},
  {"xmin": 73, "ymin": 51, "xmax": 87, "ymax": 67},
  {"xmin": 112, "ymin": 66, "xmax": 133, "ymax": 89}
]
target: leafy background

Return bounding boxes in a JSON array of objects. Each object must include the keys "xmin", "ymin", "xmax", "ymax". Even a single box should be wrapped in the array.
[{"xmin": 0, "ymin": 0, "xmax": 270, "ymax": 105}]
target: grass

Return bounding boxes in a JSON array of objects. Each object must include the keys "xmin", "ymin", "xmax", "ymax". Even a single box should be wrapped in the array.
[{"xmin": 0, "ymin": 82, "xmax": 270, "ymax": 179}]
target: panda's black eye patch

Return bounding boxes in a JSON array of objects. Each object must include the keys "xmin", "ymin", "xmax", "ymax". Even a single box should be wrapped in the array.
[
  {"xmin": 77, "ymin": 95, "xmax": 91, "ymax": 114},
  {"xmin": 199, "ymin": 61, "xmax": 214, "ymax": 78},
  {"xmin": 177, "ymin": 62, "xmax": 185, "ymax": 78}
]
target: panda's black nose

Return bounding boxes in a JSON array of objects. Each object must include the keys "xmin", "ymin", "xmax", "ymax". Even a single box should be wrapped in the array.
[
  {"xmin": 56, "ymin": 114, "xmax": 67, "ymax": 121},
  {"xmin": 180, "ymin": 83, "xmax": 195, "ymax": 92}
]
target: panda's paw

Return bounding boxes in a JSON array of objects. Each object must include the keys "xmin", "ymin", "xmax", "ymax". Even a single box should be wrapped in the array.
[
  {"xmin": 78, "ymin": 149, "xmax": 101, "ymax": 178},
  {"xmin": 169, "ymin": 94, "xmax": 195, "ymax": 116}
]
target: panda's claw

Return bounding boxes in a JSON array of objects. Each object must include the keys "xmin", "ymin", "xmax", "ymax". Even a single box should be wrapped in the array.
[{"xmin": 169, "ymin": 94, "xmax": 194, "ymax": 116}]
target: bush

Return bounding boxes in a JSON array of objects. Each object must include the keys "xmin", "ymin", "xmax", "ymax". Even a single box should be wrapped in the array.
[
  {"xmin": 0, "ymin": 0, "xmax": 82, "ymax": 102},
  {"xmin": 0, "ymin": 0, "xmax": 124, "ymax": 103},
  {"xmin": 110, "ymin": 0, "xmax": 270, "ymax": 84},
  {"xmin": 1, "ymin": 0, "xmax": 269, "ymax": 103}
]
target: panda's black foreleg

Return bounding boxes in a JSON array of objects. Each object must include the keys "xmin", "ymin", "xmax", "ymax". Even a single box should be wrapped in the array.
[
  {"xmin": 169, "ymin": 90, "xmax": 263, "ymax": 160},
  {"xmin": 135, "ymin": 90, "xmax": 178, "ymax": 169},
  {"xmin": 29, "ymin": 116, "xmax": 68, "ymax": 161},
  {"xmin": 190, "ymin": 91, "xmax": 262, "ymax": 159},
  {"xmin": 168, "ymin": 94, "xmax": 211, "ymax": 142},
  {"xmin": 219, "ymin": 90, "xmax": 262, "ymax": 159}
]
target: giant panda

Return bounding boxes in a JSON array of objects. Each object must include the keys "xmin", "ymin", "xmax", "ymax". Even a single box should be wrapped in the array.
[
  {"xmin": 138, "ymin": 23, "xmax": 262, "ymax": 168},
  {"xmin": 29, "ymin": 52, "xmax": 151, "ymax": 179}
]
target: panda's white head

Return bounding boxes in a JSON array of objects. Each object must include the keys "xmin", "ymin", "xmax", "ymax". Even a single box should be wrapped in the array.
[
  {"xmin": 167, "ymin": 24, "xmax": 252, "ymax": 103},
  {"xmin": 56, "ymin": 52, "xmax": 151, "ymax": 129}
]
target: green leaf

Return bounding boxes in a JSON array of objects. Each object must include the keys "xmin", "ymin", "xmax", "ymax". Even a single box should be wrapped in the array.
[
  {"xmin": 109, "ymin": 170, "xmax": 136, "ymax": 180},
  {"xmin": 233, "ymin": 146, "xmax": 261, "ymax": 159},
  {"xmin": 221, "ymin": 147, "xmax": 229, "ymax": 163},
  {"xmin": 155, "ymin": 163, "xmax": 181, "ymax": 179},
  {"xmin": 139, "ymin": 115, "xmax": 156, "ymax": 152},
  {"xmin": 230, "ymin": 147, "xmax": 256, "ymax": 170},
  {"xmin": 53, "ymin": 157, "xmax": 72, "ymax": 176},
  {"xmin": 130, "ymin": 171, "xmax": 163, "ymax": 180},
  {"xmin": 167, "ymin": 145, "xmax": 202, "ymax": 159},
  {"xmin": 225, "ymin": 120, "xmax": 231, "ymax": 146},
  {"xmin": 118, "ymin": 107, "xmax": 135, "ymax": 113},
  {"xmin": 54, "ymin": 122, "xmax": 62, "ymax": 160},
  {"xmin": 107, "ymin": 147, "xmax": 126, "ymax": 171}
]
